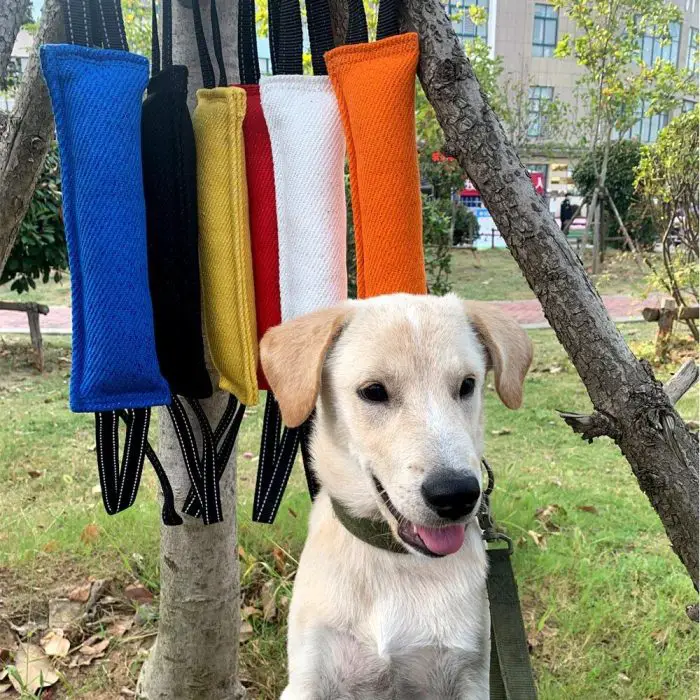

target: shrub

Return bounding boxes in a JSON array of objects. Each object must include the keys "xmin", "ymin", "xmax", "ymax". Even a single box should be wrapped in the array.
[{"xmin": 1, "ymin": 143, "xmax": 68, "ymax": 294}]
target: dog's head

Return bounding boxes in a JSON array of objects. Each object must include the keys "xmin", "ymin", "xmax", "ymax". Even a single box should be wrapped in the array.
[{"xmin": 261, "ymin": 294, "xmax": 532, "ymax": 557}]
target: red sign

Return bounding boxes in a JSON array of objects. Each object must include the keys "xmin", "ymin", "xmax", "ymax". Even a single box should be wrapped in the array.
[{"xmin": 460, "ymin": 172, "xmax": 545, "ymax": 197}]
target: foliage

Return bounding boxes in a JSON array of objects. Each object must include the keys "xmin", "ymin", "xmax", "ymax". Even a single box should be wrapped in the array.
[
  {"xmin": 422, "ymin": 196, "xmax": 452, "ymax": 296},
  {"xmin": 552, "ymin": 0, "xmax": 694, "ymax": 146},
  {"xmin": 452, "ymin": 203, "xmax": 479, "ymax": 246},
  {"xmin": 635, "ymin": 108, "xmax": 699, "ymax": 337},
  {"xmin": 0, "ymin": 144, "xmax": 68, "ymax": 295},
  {"xmin": 572, "ymin": 140, "xmax": 655, "ymax": 246},
  {"xmin": 122, "ymin": 0, "xmax": 152, "ymax": 58}
]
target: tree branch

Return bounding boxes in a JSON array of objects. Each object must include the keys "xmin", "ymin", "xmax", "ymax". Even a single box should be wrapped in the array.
[
  {"xmin": 404, "ymin": 0, "xmax": 699, "ymax": 587},
  {"xmin": 0, "ymin": 0, "xmax": 62, "ymax": 277},
  {"xmin": 0, "ymin": 0, "xmax": 29, "ymax": 83}
]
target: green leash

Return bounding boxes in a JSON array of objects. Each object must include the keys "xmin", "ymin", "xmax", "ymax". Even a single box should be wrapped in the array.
[{"xmin": 330, "ymin": 460, "xmax": 538, "ymax": 699}]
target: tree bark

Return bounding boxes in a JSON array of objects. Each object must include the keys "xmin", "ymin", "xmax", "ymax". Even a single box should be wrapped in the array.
[
  {"xmin": 137, "ymin": 1, "xmax": 244, "ymax": 698},
  {"xmin": 0, "ymin": 0, "xmax": 29, "ymax": 83},
  {"xmin": 0, "ymin": 0, "xmax": 62, "ymax": 277},
  {"xmin": 403, "ymin": 0, "xmax": 699, "ymax": 588}
]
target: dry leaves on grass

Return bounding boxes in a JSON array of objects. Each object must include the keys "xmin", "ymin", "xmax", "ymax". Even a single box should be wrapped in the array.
[
  {"xmin": 239, "ymin": 621, "xmax": 254, "ymax": 644},
  {"xmin": 124, "ymin": 584, "xmax": 153, "ymax": 606},
  {"xmin": 9, "ymin": 643, "xmax": 59, "ymax": 695},
  {"xmin": 535, "ymin": 504, "xmax": 566, "ymax": 532},
  {"xmin": 41, "ymin": 630, "xmax": 70, "ymax": 658}
]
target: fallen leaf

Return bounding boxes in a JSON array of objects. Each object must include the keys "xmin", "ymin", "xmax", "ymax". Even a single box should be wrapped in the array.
[
  {"xmin": 241, "ymin": 606, "xmax": 261, "ymax": 620},
  {"xmin": 261, "ymin": 581, "xmax": 276, "ymax": 622},
  {"xmin": 80, "ymin": 638, "xmax": 110, "ymax": 657},
  {"xmin": 242, "ymin": 452, "xmax": 255, "ymax": 460},
  {"xmin": 618, "ymin": 672, "xmax": 631, "ymax": 684},
  {"xmin": 576, "ymin": 505, "xmax": 598, "ymax": 514},
  {"xmin": 272, "ymin": 547, "xmax": 286, "ymax": 573},
  {"xmin": 490, "ymin": 428, "xmax": 512, "ymax": 436},
  {"xmin": 107, "ymin": 618, "xmax": 133, "ymax": 638},
  {"xmin": 549, "ymin": 366, "xmax": 562, "ymax": 374},
  {"xmin": 42, "ymin": 540, "xmax": 59, "ymax": 553},
  {"xmin": 527, "ymin": 530, "xmax": 547, "ymax": 549},
  {"xmin": 124, "ymin": 584, "xmax": 153, "ymax": 605},
  {"xmin": 651, "ymin": 628, "xmax": 669, "ymax": 648},
  {"xmin": 68, "ymin": 583, "xmax": 92, "ymax": 603},
  {"xmin": 239, "ymin": 621, "xmax": 253, "ymax": 643},
  {"xmin": 80, "ymin": 523, "xmax": 101, "ymax": 545},
  {"xmin": 535, "ymin": 504, "xmax": 565, "ymax": 531},
  {"xmin": 287, "ymin": 507, "xmax": 297, "ymax": 519},
  {"xmin": 48, "ymin": 599, "xmax": 83, "ymax": 630},
  {"xmin": 91, "ymin": 484, "xmax": 102, "ymax": 495},
  {"xmin": 10, "ymin": 643, "xmax": 59, "ymax": 694},
  {"xmin": 27, "ymin": 470, "xmax": 42, "ymax": 479},
  {"xmin": 41, "ymin": 630, "xmax": 70, "ymax": 658}
]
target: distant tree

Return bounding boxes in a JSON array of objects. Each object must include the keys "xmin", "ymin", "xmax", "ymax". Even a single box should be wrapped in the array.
[
  {"xmin": 635, "ymin": 107, "xmax": 698, "ymax": 339},
  {"xmin": 0, "ymin": 143, "xmax": 67, "ymax": 294},
  {"xmin": 552, "ymin": 0, "xmax": 696, "ymax": 269},
  {"xmin": 573, "ymin": 140, "xmax": 655, "ymax": 248}
]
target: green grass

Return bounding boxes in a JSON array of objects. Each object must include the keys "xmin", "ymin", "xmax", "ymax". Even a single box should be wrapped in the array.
[
  {"xmin": 0, "ymin": 273, "xmax": 72, "ymax": 307},
  {"xmin": 0, "ymin": 326, "xmax": 697, "ymax": 699},
  {"xmin": 451, "ymin": 249, "xmax": 654, "ymax": 301},
  {"xmin": 0, "ymin": 250, "xmax": 652, "ymax": 309}
]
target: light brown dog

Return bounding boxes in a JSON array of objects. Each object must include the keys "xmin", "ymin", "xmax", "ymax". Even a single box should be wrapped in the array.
[{"xmin": 261, "ymin": 293, "xmax": 533, "ymax": 700}]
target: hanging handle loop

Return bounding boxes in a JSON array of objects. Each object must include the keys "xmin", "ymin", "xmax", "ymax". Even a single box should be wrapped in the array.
[
  {"xmin": 238, "ymin": 0, "xmax": 260, "ymax": 84},
  {"xmin": 192, "ymin": 0, "xmax": 227, "ymax": 88}
]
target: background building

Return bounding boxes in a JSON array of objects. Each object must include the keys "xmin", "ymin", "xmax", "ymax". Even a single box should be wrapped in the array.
[{"xmin": 446, "ymin": 0, "xmax": 698, "ymax": 197}]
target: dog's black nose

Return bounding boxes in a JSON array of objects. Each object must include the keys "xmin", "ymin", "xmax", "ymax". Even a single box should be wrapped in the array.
[{"xmin": 421, "ymin": 471, "xmax": 481, "ymax": 520}]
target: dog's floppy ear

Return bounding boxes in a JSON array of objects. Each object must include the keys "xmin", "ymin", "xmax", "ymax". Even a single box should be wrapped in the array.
[
  {"xmin": 463, "ymin": 301, "xmax": 533, "ymax": 409},
  {"xmin": 260, "ymin": 306, "xmax": 349, "ymax": 428}
]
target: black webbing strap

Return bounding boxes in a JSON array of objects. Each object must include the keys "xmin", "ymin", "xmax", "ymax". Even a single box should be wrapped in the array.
[
  {"xmin": 182, "ymin": 395, "xmax": 246, "ymax": 518},
  {"xmin": 238, "ymin": 0, "xmax": 260, "ymax": 84},
  {"xmin": 210, "ymin": 0, "xmax": 228, "ymax": 85},
  {"xmin": 277, "ymin": 0, "xmax": 303, "ymax": 75},
  {"xmin": 95, "ymin": 409, "xmax": 149, "ymax": 516},
  {"xmin": 59, "ymin": 0, "xmax": 128, "ymax": 50},
  {"xmin": 268, "ymin": 0, "xmax": 281, "ymax": 74},
  {"xmin": 306, "ymin": 0, "xmax": 335, "ymax": 76},
  {"xmin": 254, "ymin": 418, "xmax": 301, "ymax": 523},
  {"xmin": 151, "ymin": 0, "xmax": 173, "ymax": 76},
  {"xmin": 376, "ymin": 0, "xmax": 401, "ymax": 40},
  {"xmin": 151, "ymin": 0, "xmax": 160, "ymax": 75},
  {"xmin": 192, "ymin": 0, "xmax": 216, "ymax": 88},
  {"xmin": 118, "ymin": 410, "xmax": 183, "ymax": 526},
  {"xmin": 299, "ymin": 411, "xmax": 320, "ymax": 498},
  {"xmin": 346, "ymin": 0, "xmax": 368, "ymax": 44},
  {"xmin": 486, "ymin": 547, "xmax": 538, "ymax": 699}
]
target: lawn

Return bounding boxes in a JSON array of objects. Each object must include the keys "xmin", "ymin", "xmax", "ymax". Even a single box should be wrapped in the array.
[
  {"xmin": 0, "ymin": 249, "xmax": 654, "ymax": 309},
  {"xmin": 0, "ymin": 325, "xmax": 697, "ymax": 699},
  {"xmin": 450, "ymin": 248, "xmax": 654, "ymax": 301}
]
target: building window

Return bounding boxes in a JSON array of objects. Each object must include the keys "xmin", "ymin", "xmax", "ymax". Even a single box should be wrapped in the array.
[
  {"xmin": 622, "ymin": 101, "xmax": 668, "ymax": 142},
  {"xmin": 462, "ymin": 195, "xmax": 483, "ymax": 208},
  {"xmin": 682, "ymin": 99, "xmax": 697, "ymax": 112},
  {"xmin": 446, "ymin": 0, "xmax": 489, "ymax": 42},
  {"xmin": 532, "ymin": 4, "xmax": 558, "ymax": 57},
  {"xmin": 528, "ymin": 86, "xmax": 554, "ymax": 137},
  {"xmin": 688, "ymin": 27, "xmax": 698, "ymax": 74},
  {"xmin": 641, "ymin": 21, "xmax": 681, "ymax": 67}
]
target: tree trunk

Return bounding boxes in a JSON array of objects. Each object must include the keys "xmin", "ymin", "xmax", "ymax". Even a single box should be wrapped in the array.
[
  {"xmin": 0, "ymin": 0, "xmax": 62, "ymax": 277},
  {"xmin": 0, "ymin": 0, "xmax": 29, "ymax": 83},
  {"xmin": 403, "ymin": 0, "xmax": 699, "ymax": 588},
  {"xmin": 592, "ymin": 196, "xmax": 602, "ymax": 273},
  {"xmin": 137, "ymin": 1, "xmax": 245, "ymax": 698}
]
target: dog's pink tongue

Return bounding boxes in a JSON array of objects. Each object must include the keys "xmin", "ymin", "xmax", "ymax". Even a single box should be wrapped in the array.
[{"xmin": 415, "ymin": 524, "xmax": 466, "ymax": 555}]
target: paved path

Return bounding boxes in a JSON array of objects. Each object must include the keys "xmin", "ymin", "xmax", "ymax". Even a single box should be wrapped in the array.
[{"xmin": 0, "ymin": 294, "xmax": 662, "ymax": 334}]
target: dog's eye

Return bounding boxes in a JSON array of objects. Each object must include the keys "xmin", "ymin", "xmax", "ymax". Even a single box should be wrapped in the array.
[
  {"xmin": 358, "ymin": 383, "xmax": 389, "ymax": 403},
  {"xmin": 459, "ymin": 377, "xmax": 475, "ymax": 399}
]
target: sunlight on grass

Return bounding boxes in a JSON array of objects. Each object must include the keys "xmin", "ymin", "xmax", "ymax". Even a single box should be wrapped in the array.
[{"xmin": 0, "ymin": 324, "xmax": 697, "ymax": 699}]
